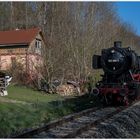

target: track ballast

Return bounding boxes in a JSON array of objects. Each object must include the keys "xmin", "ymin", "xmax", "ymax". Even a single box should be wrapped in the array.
[{"xmin": 11, "ymin": 105, "xmax": 126, "ymax": 138}]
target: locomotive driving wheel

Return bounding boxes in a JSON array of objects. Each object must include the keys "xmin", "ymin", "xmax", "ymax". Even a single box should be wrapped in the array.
[
  {"xmin": 135, "ymin": 85, "xmax": 140, "ymax": 100},
  {"xmin": 129, "ymin": 82, "xmax": 140, "ymax": 101},
  {"xmin": 102, "ymin": 93, "xmax": 116, "ymax": 106},
  {"xmin": 105, "ymin": 94, "xmax": 113, "ymax": 105}
]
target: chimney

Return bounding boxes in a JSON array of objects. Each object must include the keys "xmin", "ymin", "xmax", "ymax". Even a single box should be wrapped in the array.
[{"xmin": 114, "ymin": 41, "xmax": 122, "ymax": 48}]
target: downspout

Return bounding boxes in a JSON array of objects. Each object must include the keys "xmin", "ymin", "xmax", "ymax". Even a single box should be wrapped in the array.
[{"xmin": 26, "ymin": 48, "xmax": 29, "ymax": 79}]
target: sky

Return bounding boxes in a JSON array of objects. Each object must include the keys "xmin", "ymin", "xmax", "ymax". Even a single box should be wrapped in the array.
[{"xmin": 116, "ymin": 2, "xmax": 140, "ymax": 36}]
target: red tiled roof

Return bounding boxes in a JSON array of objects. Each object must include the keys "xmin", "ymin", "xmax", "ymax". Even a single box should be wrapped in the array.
[{"xmin": 0, "ymin": 28, "xmax": 41, "ymax": 46}]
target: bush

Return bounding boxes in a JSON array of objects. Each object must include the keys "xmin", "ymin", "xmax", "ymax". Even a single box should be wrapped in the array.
[{"xmin": 8, "ymin": 62, "xmax": 27, "ymax": 86}]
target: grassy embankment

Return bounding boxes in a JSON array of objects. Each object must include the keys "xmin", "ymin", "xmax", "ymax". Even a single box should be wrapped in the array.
[{"xmin": 0, "ymin": 84, "xmax": 100, "ymax": 137}]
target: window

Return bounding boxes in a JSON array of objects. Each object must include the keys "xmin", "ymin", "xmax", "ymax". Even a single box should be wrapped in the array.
[{"xmin": 35, "ymin": 39, "xmax": 42, "ymax": 55}]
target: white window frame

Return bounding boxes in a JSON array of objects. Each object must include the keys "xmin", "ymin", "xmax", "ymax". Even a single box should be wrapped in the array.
[{"xmin": 35, "ymin": 39, "xmax": 42, "ymax": 54}]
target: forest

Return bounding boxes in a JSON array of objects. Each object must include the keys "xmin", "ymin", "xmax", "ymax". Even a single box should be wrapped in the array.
[{"xmin": 0, "ymin": 2, "xmax": 140, "ymax": 84}]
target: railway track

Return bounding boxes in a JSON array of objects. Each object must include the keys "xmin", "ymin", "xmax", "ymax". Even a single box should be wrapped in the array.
[
  {"xmin": 11, "ymin": 106, "xmax": 126, "ymax": 138},
  {"xmin": 77, "ymin": 101, "xmax": 140, "ymax": 138}
]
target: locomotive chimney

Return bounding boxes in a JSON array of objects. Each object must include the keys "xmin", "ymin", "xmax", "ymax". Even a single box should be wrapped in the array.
[{"xmin": 114, "ymin": 41, "xmax": 122, "ymax": 48}]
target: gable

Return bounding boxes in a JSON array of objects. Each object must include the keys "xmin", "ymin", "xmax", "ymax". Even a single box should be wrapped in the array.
[{"xmin": 28, "ymin": 33, "xmax": 45, "ymax": 55}]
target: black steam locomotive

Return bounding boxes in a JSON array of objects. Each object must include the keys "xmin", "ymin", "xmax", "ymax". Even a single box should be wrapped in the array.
[{"xmin": 92, "ymin": 41, "xmax": 140, "ymax": 105}]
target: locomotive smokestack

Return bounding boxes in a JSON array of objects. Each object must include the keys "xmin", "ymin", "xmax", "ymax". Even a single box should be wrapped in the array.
[{"xmin": 114, "ymin": 41, "xmax": 122, "ymax": 48}]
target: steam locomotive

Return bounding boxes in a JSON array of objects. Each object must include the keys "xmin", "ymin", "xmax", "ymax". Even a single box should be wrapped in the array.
[{"xmin": 92, "ymin": 41, "xmax": 140, "ymax": 105}]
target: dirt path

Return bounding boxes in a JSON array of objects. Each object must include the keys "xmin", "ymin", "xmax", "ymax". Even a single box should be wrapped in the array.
[{"xmin": 0, "ymin": 97, "xmax": 32, "ymax": 105}]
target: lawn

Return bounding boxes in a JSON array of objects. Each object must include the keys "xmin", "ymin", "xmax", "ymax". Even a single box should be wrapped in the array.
[
  {"xmin": 0, "ymin": 85, "xmax": 99, "ymax": 138},
  {"xmin": 7, "ymin": 85, "xmax": 62, "ymax": 103}
]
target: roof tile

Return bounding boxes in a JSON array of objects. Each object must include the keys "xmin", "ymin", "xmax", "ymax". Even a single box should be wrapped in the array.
[{"xmin": 0, "ymin": 28, "xmax": 40, "ymax": 45}]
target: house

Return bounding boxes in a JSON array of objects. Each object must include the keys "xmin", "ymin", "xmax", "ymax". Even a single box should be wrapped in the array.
[{"xmin": 0, "ymin": 28, "xmax": 45, "ymax": 79}]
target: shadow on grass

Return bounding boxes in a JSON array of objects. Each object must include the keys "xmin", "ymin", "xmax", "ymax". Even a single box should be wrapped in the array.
[
  {"xmin": 2, "ymin": 94, "xmax": 102, "ymax": 138},
  {"xmin": 51, "ymin": 94, "xmax": 102, "ymax": 111},
  {"xmin": 40, "ymin": 94, "xmax": 102, "ymax": 123}
]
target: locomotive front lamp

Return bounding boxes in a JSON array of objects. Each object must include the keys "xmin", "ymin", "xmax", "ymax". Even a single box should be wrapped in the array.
[
  {"xmin": 97, "ymin": 82, "xmax": 100, "ymax": 86},
  {"xmin": 111, "ymin": 50, "xmax": 115, "ymax": 53},
  {"xmin": 123, "ymin": 82, "xmax": 127, "ymax": 86}
]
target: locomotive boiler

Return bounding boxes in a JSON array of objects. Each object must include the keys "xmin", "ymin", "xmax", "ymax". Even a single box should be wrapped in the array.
[{"xmin": 92, "ymin": 41, "xmax": 140, "ymax": 105}]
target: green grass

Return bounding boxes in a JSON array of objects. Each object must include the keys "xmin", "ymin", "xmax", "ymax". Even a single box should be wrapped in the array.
[
  {"xmin": 0, "ymin": 102, "xmax": 42, "ymax": 137},
  {"xmin": 0, "ymin": 85, "xmax": 99, "ymax": 138},
  {"xmin": 6, "ymin": 85, "xmax": 62, "ymax": 103}
]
